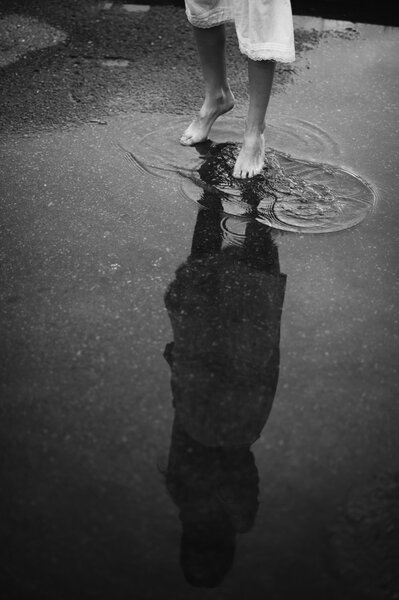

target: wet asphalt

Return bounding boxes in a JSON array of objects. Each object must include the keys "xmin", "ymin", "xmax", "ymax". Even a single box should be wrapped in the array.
[
  {"xmin": 1, "ymin": 3, "xmax": 399, "ymax": 600},
  {"xmin": 0, "ymin": 1, "xmax": 388, "ymax": 134}
]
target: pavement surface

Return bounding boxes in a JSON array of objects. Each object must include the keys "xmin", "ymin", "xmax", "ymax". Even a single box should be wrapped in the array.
[
  {"xmin": 0, "ymin": 1, "xmax": 379, "ymax": 134},
  {"xmin": 1, "ymin": 3, "xmax": 399, "ymax": 600}
]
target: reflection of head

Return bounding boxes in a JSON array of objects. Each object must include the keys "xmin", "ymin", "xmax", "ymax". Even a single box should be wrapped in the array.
[
  {"xmin": 166, "ymin": 420, "xmax": 259, "ymax": 588},
  {"xmin": 180, "ymin": 513, "xmax": 235, "ymax": 588}
]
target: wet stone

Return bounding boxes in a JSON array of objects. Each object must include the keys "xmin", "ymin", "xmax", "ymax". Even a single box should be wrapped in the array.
[
  {"xmin": 99, "ymin": 58, "xmax": 130, "ymax": 68},
  {"xmin": 121, "ymin": 4, "xmax": 150, "ymax": 13},
  {"xmin": 99, "ymin": 2, "xmax": 150, "ymax": 15}
]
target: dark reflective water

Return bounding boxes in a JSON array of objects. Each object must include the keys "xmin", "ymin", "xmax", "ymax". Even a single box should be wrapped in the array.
[
  {"xmin": 1, "ymin": 19, "xmax": 399, "ymax": 600},
  {"xmin": 163, "ymin": 209, "xmax": 285, "ymax": 587},
  {"xmin": 123, "ymin": 114, "xmax": 342, "ymax": 173},
  {"xmin": 181, "ymin": 142, "xmax": 375, "ymax": 233},
  {"xmin": 123, "ymin": 119, "xmax": 376, "ymax": 233}
]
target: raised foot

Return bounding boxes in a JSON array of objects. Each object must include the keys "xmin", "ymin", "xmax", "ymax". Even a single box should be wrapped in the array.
[
  {"xmin": 233, "ymin": 132, "xmax": 265, "ymax": 179},
  {"xmin": 180, "ymin": 91, "xmax": 235, "ymax": 146}
]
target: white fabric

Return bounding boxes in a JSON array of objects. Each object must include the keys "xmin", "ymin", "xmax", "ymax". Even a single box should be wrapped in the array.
[{"xmin": 184, "ymin": 0, "xmax": 295, "ymax": 63}]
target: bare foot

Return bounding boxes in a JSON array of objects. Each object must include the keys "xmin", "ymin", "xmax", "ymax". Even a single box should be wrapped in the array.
[
  {"xmin": 180, "ymin": 89, "xmax": 234, "ymax": 146},
  {"xmin": 233, "ymin": 130, "xmax": 265, "ymax": 179}
]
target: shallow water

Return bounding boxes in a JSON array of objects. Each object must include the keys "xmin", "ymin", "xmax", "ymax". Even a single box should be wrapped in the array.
[
  {"xmin": 122, "ymin": 127, "xmax": 376, "ymax": 233},
  {"xmin": 1, "ymin": 20, "xmax": 399, "ymax": 600}
]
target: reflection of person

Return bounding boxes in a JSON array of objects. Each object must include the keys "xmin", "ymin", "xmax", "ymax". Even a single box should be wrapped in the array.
[
  {"xmin": 163, "ymin": 207, "xmax": 286, "ymax": 587},
  {"xmin": 165, "ymin": 419, "xmax": 259, "ymax": 588},
  {"xmin": 180, "ymin": 0, "xmax": 295, "ymax": 179}
]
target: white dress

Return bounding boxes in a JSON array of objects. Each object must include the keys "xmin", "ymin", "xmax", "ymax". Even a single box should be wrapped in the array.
[{"xmin": 184, "ymin": 0, "xmax": 295, "ymax": 63}]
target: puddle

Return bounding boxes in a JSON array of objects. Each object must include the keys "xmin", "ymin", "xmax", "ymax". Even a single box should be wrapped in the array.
[
  {"xmin": 165, "ymin": 210, "xmax": 284, "ymax": 446},
  {"xmin": 1, "ymin": 19, "xmax": 399, "ymax": 600},
  {"xmin": 165, "ymin": 419, "xmax": 259, "ymax": 587},
  {"xmin": 122, "ymin": 114, "xmax": 341, "ymax": 174},
  {"xmin": 120, "ymin": 116, "xmax": 376, "ymax": 233},
  {"xmin": 180, "ymin": 143, "xmax": 375, "ymax": 233},
  {"xmin": 163, "ymin": 207, "xmax": 285, "ymax": 586},
  {"xmin": 329, "ymin": 472, "xmax": 399, "ymax": 599}
]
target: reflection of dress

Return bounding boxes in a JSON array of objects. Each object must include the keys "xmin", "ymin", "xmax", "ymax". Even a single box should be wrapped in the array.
[{"xmin": 164, "ymin": 209, "xmax": 286, "ymax": 447}]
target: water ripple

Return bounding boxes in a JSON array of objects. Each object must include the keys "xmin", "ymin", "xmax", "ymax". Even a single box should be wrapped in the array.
[{"xmin": 118, "ymin": 116, "xmax": 376, "ymax": 234}]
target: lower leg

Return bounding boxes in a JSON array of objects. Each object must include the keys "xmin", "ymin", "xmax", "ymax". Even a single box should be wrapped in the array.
[
  {"xmin": 233, "ymin": 59, "xmax": 275, "ymax": 178},
  {"xmin": 194, "ymin": 24, "xmax": 229, "ymax": 96},
  {"xmin": 180, "ymin": 25, "xmax": 235, "ymax": 145}
]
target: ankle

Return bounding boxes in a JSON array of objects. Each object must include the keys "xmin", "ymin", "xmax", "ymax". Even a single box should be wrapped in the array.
[
  {"xmin": 243, "ymin": 129, "xmax": 265, "ymax": 143},
  {"xmin": 244, "ymin": 121, "xmax": 265, "ymax": 137},
  {"xmin": 205, "ymin": 85, "xmax": 232, "ymax": 102}
]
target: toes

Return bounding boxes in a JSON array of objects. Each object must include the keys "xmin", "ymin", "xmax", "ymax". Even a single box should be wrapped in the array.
[
  {"xmin": 233, "ymin": 168, "xmax": 248, "ymax": 179},
  {"xmin": 180, "ymin": 131, "xmax": 207, "ymax": 146},
  {"xmin": 232, "ymin": 165, "xmax": 241, "ymax": 179},
  {"xmin": 180, "ymin": 131, "xmax": 190, "ymax": 144},
  {"xmin": 180, "ymin": 133, "xmax": 195, "ymax": 146},
  {"xmin": 253, "ymin": 162, "xmax": 264, "ymax": 177},
  {"xmin": 233, "ymin": 164, "xmax": 262, "ymax": 179}
]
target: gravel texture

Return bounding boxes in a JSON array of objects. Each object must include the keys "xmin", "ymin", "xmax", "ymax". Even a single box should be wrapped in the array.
[
  {"xmin": 0, "ymin": 1, "xmax": 357, "ymax": 134},
  {"xmin": 0, "ymin": 14, "xmax": 67, "ymax": 67}
]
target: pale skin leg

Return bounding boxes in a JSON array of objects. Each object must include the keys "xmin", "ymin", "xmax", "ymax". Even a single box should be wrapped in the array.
[
  {"xmin": 180, "ymin": 24, "xmax": 235, "ymax": 146},
  {"xmin": 181, "ymin": 25, "xmax": 275, "ymax": 178},
  {"xmin": 233, "ymin": 59, "xmax": 275, "ymax": 179}
]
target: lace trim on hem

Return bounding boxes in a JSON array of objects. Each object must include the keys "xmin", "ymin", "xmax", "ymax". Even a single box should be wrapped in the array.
[{"xmin": 238, "ymin": 40, "xmax": 295, "ymax": 63}]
